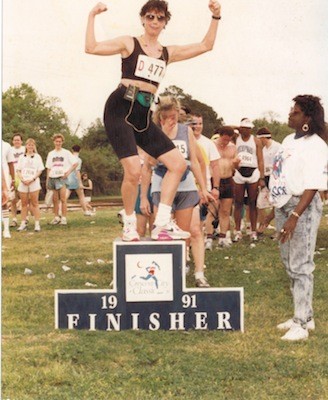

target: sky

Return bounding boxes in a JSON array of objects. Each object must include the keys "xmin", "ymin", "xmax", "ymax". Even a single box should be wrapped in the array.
[{"xmin": 2, "ymin": 0, "xmax": 328, "ymax": 136}]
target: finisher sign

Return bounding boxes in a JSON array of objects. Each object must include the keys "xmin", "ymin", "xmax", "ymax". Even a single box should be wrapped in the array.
[{"xmin": 55, "ymin": 241, "xmax": 244, "ymax": 331}]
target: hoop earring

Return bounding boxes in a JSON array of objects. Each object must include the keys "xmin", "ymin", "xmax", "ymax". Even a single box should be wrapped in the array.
[{"xmin": 302, "ymin": 123, "xmax": 309, "ymax": 132}]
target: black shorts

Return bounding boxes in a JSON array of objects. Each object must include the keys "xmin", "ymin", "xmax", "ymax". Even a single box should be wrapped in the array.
[
  {"xmin": 103, "ymin": 85, "xmax": 175, "ymax": 160},
  {"xmin": 219, "ymin": 177, "xmax": 234, "ymax": 199}
]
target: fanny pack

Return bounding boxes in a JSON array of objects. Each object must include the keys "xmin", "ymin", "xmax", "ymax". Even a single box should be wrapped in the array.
[
  {"xmin": 136, "ymin": 92, "xmax": 154, "ymax": 108},
  {"xmin": 239, "ymin": 167, "xmax": 256, "ymax": 178},
  {"xmin": 155, "ymin": 165, "xmax": 191, "ymax": 181}
]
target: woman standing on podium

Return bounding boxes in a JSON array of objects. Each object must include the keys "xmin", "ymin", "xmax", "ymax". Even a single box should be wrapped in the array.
[{"xmin": 85, "ymin": 0, "xmax": 222, "ymax": 242}]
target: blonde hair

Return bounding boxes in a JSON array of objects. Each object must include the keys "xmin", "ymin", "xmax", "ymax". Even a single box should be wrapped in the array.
[
  {"xmin": 153, "ymin": 95, "xmax": 180, "ymax": 126},
  {"xmin": 52, "ymin": 133, "xmax": 65, "ymax": 142},
  {"xmin": 25, "ymin": 138, "xmax": 38, "ymax": 154}
]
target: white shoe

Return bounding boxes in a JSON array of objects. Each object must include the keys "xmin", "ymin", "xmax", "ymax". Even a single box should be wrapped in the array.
[
  {"xmin": 205, "ymin": 238, "xmax": 213, "ymax": 251},
  {"xmin": 277, "ymin": 318, "xmax": 315, "ymax": 331},
  {"xmin": 151, "ymin": 220, "xmax": 190, "ymax": 241},
  {"xmin": 60, "ymin": 217, "xmax": 67, "ymax": 225},
  {"xmin": 34, "ymin": 225, "xmax": 41, "ymax": 232},
  {"xmin": 218, "ymin": 237, "xmax": 232, "ymax": 248},
  {"xmin": 3, "ymin": 231, "xmax": 11, "ymax": 239},
  {"xmin": 250, "ymin": 232, "xmax": 258, "ymax": 242},
  {"xmin": 122, "ymin": 225, "xmax": 140, "ymax": 242},
  {"xmin": 17, "ymin": 223, "xmax": 27, "ymax": 232},
  {"xmin": 233, "ymin": 231, "xmax": 243, "ymax": 242},
  {"xmin": 281, "ymin": 323, "xmax": 309, "ymax": 341},
  {"xmin": 195, "ymin": 277, "xmax": 210, "ymax": 288},
  {"xmin": 49, "ymin": 216, "xmax": 61, "ymax": 225}
]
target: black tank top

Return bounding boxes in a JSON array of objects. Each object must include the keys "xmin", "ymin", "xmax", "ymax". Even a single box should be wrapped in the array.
[{"xmin": 121, "ymin": 37, "xmax": 169, "ymax": 88}]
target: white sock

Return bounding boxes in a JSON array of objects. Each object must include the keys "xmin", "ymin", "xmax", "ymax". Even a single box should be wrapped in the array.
[
  {"xmin": 124, "ymin": 211, "xmax": 136, "ymax": 226},
  {"xmin": 154, "ymin": 203, "xmax": 171, "ymax": 227},
  {"xmin": 2, "ymin": 209, "xmax": 10, "ymax": 232},
  {"xmin": 35, "ymin": 221, "xmax": 40, "ymax": 228},
  {"xmin": 195, "ymin": 271, "xmax": 205, "ymax": 280}
]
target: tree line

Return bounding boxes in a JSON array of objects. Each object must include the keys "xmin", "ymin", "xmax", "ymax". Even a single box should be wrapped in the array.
[{"xmin": 2, "ymin": 83, "xmax": 293, "ymax": 196}]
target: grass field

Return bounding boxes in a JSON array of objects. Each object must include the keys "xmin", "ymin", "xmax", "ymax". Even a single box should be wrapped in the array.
[{"xmin": 2, "ymin": 205, "xmax": 328, "ymax": 399}]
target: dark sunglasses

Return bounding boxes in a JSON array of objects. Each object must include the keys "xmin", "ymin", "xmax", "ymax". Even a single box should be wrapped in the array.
[{"xmin": 145, "ymin": 14, "xmax": 166, "ymax": 22}]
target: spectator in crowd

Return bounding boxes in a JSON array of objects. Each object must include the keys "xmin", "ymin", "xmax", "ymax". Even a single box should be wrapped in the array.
[
  {"xmin": 16, "ymin": 139, "xmax": 45, "ymax": 232},
  {"xmin": 233, "ymin": 118, "xmax": 265, "ymax": 242},
  {"xmin": 213, "ymin": 126, "xmax": 240, "ymax": 247},
  {"xmin": 85, "ymin": 0, "xmax": 222, "ymax": 241},
  {"xmin": 270, "ymin": 95, "xmax": 328, "ymax": 341},
  {"xmin": 256, "ymin": 127, "xmax": 282, "ymax": 234},
  {"xmin": 81, "ymin": 172, "xmax": 94, "ymax": 212},
  {"xmin": 141, "ymin": 96, "xmax": 213, "ymax": 286},
  {"xmin": 2, "ymin": 140, "xmax": 15, "ymax": 238},
  {"xmin": 46, "ymin": 134, "xmax": 78, "ymax": 226},
  {"xmin": 10, "ymin": 133, "xmax": 26, "ymax": 228},
  {"xmin": 190, "ymin": 113, "xmax": 220, "ymax": 251},
  {"xmin": 66, "ymin": 145, "xmax": 94, "ymax": 216}
]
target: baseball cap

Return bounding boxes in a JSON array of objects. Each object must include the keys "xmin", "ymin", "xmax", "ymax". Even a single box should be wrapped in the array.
[
  {"xmin": 256, "ymin": 127, "xmax": 271, "ymax": 138},
  {"xmin": 240, "ymin": 118, "xmax": 254, "ymax": 128}
]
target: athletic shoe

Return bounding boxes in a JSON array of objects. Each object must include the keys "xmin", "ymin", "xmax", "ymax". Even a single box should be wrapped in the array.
[
  {"xmin": 277, "ymin": 318, "xmax": 315, "ymax": 331},
  {"xmin": 218, "ymin": 237, "xmax": 232, "ymax": 248},
  {"xmin": 122, "ymin": 225, "xmax": 140, "ymax": 242},
  {"xmin": 34, "ymin": 225, "xmax": 41, "ymax": 232},
  {"xmin": 10, "ymin": 220, "xmax": 17, "ymax": 227},
  {"xmin": 49, "ymin": 217, "xmax": 61, "ymax": 225},
  {"xmin": 17, "ymin": 224, "xmax": 27, "ymax": 232},
  {"xmin": 195, "ymin": 277, "xmax": 210, "ymax": 288},
  {"xmin": 281, "ymin": 323, "xmax": 309, "ymax": 341},
  {"xmin": 60, "ymin": 217, "xmax": 67, "ymax": 225},
  {"xmin": 84, "ymin": 211, "xmax": 96, "ymax": 217},
  {"xmin": 3, "ymin": 231, "xmax": 11, "ymax": 239},
  {"xmin": 250, "ymin": 232, "xmax": 258, "ymax": 242},
  {"xmin": 151, "ymin": 220, "xmax": 191, "ymax": 241},
  {"xmin": 233, "ymin": 231, "xmax": 243, "ymax": 242},
  {"xmin": 205, "ymin": 238, "xmax": 213, "ymax": 251}
]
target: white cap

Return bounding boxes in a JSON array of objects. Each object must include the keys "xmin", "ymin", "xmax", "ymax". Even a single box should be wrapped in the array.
[{"xmin": 240, "ymin": 118, "xmax": 254, "ymax": 128}]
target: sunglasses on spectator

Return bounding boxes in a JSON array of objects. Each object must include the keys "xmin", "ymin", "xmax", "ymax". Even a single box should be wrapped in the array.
[{"xmin": 145, "ymin": 14, "xmax": 166, "ymax": 22}]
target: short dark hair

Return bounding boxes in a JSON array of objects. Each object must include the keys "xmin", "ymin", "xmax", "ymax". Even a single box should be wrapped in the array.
[
  {"xmin": 293, "ymin": 95, "xmax": 326, "ymax": 140},
  {"xmin": 72, "ymin": 144, "xmax": 81, "ymax": 152},
  {"xmin": 12, "ymin": 133, "xmax": 23, "ymax": 141},
  {"xmin": 140, "ymin": 1, "xmax": 171, "ymax": 23}
]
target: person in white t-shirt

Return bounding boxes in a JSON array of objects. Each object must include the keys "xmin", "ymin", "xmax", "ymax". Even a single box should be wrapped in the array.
[
  {"xmin": 2, "ymin": 140, "xmax": 15, "ymax": 238},
  {"xmin": 10, "ymin": 133, "xmax": 26, "ymax": 227},
  {"xmin": 16, "ymin": 138, "xmax": 45, "ymax": 232},
  {"xmin": 256, "ymin": 127, "xmax": 282, "ymax": 234},
  {"xmin": 270, "ymin": 95, "xmax": 328, "ymax": 341},
  {"xmin": 46, "ymin": 134, "xmax": 78, "ymax": 225}
]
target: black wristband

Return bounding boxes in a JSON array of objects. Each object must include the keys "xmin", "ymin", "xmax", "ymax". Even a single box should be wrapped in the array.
[{"xmin": 212, "ymin": 15, "xmax": 221, "ymax": 20}]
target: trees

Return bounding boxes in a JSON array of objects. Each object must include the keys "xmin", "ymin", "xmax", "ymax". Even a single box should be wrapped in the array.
[
  {"xmin": 2, "ymin": 83, "xmax": 78, "ymax": 159},
  {"xmin": 160, "ymin": 85, "xmax": 224, "ymax": 137}
]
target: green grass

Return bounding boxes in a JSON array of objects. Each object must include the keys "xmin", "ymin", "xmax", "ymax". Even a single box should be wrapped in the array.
[{"xmin": 2, "ymin": 206, "xmax": 328, "ymax": 399}]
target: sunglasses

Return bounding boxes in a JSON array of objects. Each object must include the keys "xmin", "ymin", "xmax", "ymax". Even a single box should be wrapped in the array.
[{"xmin": 145, "ymin": 14, "xmax": 166, "ymax": 22}]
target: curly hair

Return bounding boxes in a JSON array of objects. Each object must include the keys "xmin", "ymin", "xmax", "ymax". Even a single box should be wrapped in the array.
[
  {"xmin": 139, "ymin": 1, "xmax": 171, "ymax": 23},
  {"xmin": 293, "ymin": 95, "xmax": 327, "ymax": 140}
]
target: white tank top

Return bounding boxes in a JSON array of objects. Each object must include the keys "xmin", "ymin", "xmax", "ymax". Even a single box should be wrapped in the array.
[{"xmin": 236, "ymin": 135, "xmax": 258, "ymax": 168}]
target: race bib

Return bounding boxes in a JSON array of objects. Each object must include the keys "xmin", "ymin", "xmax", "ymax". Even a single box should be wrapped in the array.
[
  {"xmin": 135, "ymin": 54, "xmax": 166, "ymax": 83},
  {"xmin": 51, "ymin": 167, "xmax": 64, "ymax": 178},
  {"xmin": 22, "ymin": 168, "xmax": 35, "ymax": 180},
  {"xmin": 172, "ymin": 140, "xmax": 188, "ymax": 159},
  {"xmin": 239, "ymin": 151, "xmax": 254, "ymax": 167}
]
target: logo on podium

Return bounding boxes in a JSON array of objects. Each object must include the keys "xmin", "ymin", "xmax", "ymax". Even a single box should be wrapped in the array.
[{"xmin": 55, "ymin": 240, "xmax": 244, "ymax": 331}]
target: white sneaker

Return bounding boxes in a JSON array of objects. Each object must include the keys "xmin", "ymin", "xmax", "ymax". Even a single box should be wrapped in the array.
[
  {"xmin": 205, "ymin": 238, "xmax": 213, "ymax": 251},
  {"xmin": 60, "ymin": 217, "xmax": 67, "ymax": 225},
  {"xmin": 151, "ymin": 220, "xmax": 190, "ymax": 241},
  {"xmin": 49, "ymin": 216, "xmax": 61, "ymax": 225},
  {"xmin": 17, "ymin": 223, "xmax": 27, "ymax": 232},
  {"xmin": 34, "ymin": 225, "xmax": 41, "ymax": 232},
  {"xmin": 233, "ymin": 231, "xmax": 243, "ymax": 242},
  {"xmin": 277, "ymin": 318, "xmax": 315, "ymax": 331},
  {"xmin": 250, "ymin": 232, "xmax": 258, "ymax": 242},
  {"xmin": 3, "ymin": 231, "xmax": 11, "ymax": 239},
  {"xmin": 218, "ymin": 237, "xmax": 232, "ymax": 248},
  {"xmin": 195, "ymin": 277, "xmax": 210, "ymax": 288},
  {"xmin": 281, "ymin": 323, "xmax": 309, "ymax": 341},
  {"xmin": 122, "ymin": 225, "xmax": 140, "ymax": 242}
]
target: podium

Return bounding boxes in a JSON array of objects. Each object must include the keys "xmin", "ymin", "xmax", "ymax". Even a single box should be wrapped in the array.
[{"xmin": 55, "ymin": 240, "xmax": 244, "ymax": 331}]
